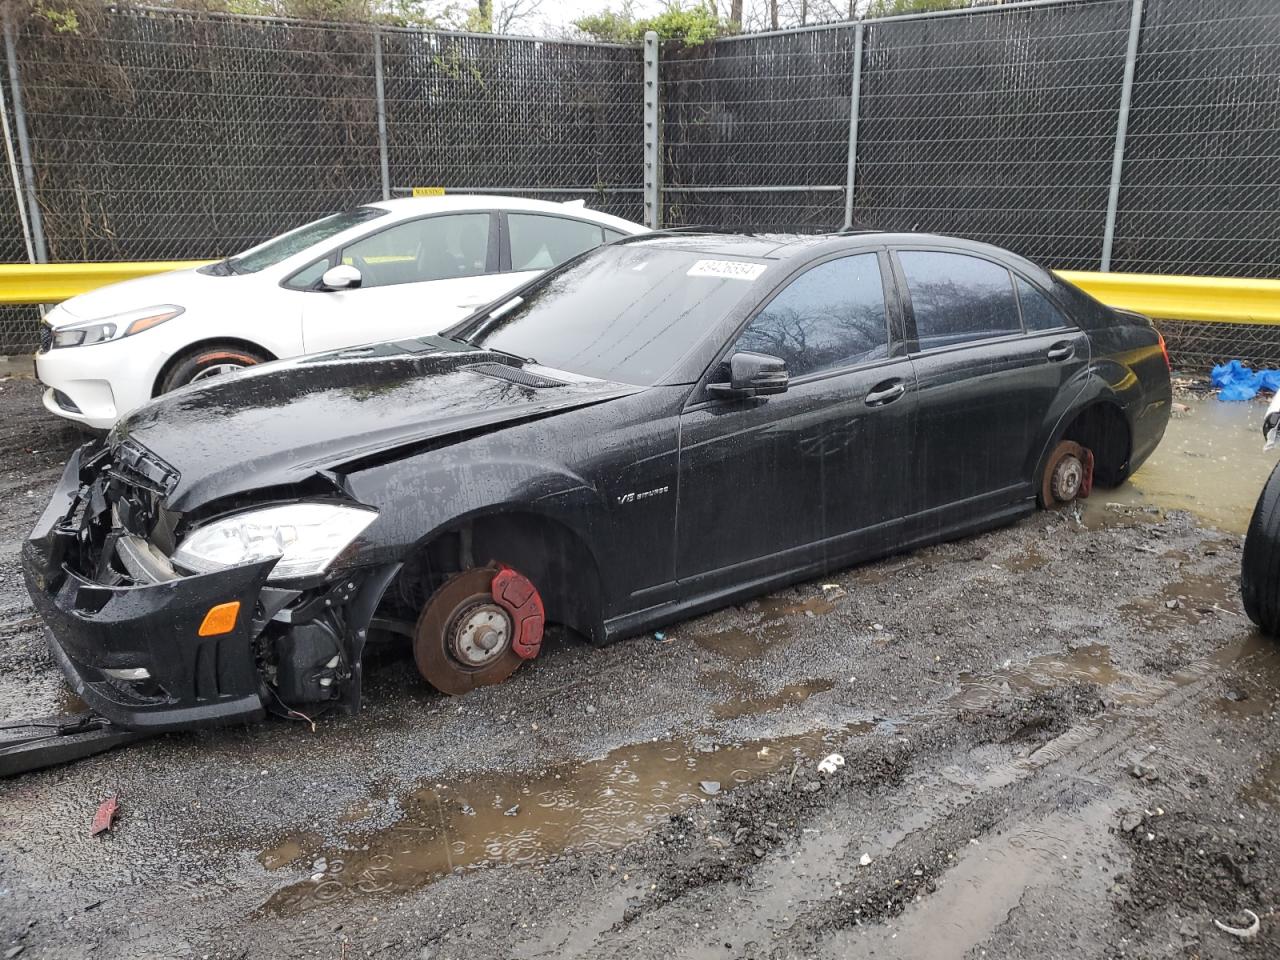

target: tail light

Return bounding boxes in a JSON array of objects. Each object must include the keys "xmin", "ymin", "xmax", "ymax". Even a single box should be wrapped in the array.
[{"xmin": 1157, "ymin": 330, "xmax": 1171, "ymax": 371}]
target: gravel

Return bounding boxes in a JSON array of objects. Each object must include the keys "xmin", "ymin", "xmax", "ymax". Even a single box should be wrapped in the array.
[{"xmin": 1, "ymin": 374, "xmax": 1278, "ymax": 960}]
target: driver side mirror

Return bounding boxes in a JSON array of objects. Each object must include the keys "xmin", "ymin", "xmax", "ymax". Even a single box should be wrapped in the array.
[
  {"xmin": 706, "ymin": 351, "xmax": 789, "ymax": 399},
  {"xmin": 321, "ymin": 264, "xmax": 362, "ymax": 290}
]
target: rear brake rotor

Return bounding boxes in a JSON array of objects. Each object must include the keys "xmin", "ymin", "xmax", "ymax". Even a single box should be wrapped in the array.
[
  {"xmin": 413, "ymin": 567, "xmax": 525, "ymax": 696},
  {"xmin": 1040, "ymin": 440, "xmax": 1092, "ymax": 506}
]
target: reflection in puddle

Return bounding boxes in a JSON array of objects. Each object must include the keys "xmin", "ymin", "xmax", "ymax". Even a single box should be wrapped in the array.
[
  {"xmin": 263, "ymin": 729, "xmax": 847, "ymax": 913},
  {"xmin": 1086, "ymin": 396, "xmax": 1274, "ymax": 534}
]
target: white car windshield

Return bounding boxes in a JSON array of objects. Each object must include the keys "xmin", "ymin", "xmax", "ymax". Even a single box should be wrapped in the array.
[{"xmin": 223, "ymin": 207, "xmax": 389, "ymax": 275}]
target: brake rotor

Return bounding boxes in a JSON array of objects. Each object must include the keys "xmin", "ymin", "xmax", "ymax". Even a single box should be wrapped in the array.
[
  {"xmin": 1040, "ymin": 440, "xmax": 1094, "ymax": 507},
  {"xmin": 414, "ymin": 567, "xmax": 525, "ymax": 695}
]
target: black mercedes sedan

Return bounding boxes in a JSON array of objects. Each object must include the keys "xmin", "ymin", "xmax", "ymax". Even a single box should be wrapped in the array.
[{"xmin": 22, "ymin": 231, "xmax": 1172, "ymax": 731}]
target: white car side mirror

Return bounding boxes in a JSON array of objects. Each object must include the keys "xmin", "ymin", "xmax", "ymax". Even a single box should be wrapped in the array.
[{"xmin": 321, "ymin": 264, "xmax": 362, "ymax": 290}]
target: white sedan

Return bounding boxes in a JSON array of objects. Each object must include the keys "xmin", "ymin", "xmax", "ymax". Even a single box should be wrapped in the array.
[{"xmin": 36, "ymin": 195, "xmax": 647, "ymax": 429}]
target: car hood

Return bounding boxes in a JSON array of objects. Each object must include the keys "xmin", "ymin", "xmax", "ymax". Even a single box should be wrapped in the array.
[
  {"xmin": 112, "ymin": 338, "xmax": 642, "ymax": 512},
  {"xmin": 50, "ymin": 267, "xmax": 219, "ymax": 325}
]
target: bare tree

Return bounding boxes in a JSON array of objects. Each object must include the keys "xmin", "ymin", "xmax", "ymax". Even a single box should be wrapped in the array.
[{"xmin": 494, "ymin": 0, "xmax": 543, "ymax": 32}]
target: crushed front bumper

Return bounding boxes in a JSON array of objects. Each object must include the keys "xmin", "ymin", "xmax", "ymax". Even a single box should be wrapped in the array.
[
  {"xmin": 23, "ymin": 541, "xmax": 277, "ymax": 731},
  {"xmin": 24, "ymin": 443, "xmax": 400, "ymax": 733},
  {"xmin": 23, "ymin": 445, "xmax": 274, "ymax": 731}
]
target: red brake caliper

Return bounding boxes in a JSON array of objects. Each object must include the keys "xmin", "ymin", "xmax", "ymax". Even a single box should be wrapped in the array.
[
  {"xmin": 1079, "ymin": 447, "xmax": 1096, "ymax": 499},
  {"xmin": 491, "ymin": 565, "xmax": 545, "ymax": 660}
]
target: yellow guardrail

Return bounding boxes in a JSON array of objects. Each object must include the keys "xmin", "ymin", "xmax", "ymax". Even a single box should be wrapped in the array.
[
  {"xmin": 1055, "ymin": 270, "xmax": 1280, "ymax": 326},
  {"xmin": 0, "ymin": 260, "xmax": 215, "ymax": 304},
  {"xmin": 0, "ymin": 259, "xmax": 1278, "ymax": 327}
]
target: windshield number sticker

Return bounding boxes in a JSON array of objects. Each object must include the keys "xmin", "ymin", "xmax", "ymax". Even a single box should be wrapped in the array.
[{"xmin": 687, "ymin": 259, "xmax": 766, "ymax": 281}]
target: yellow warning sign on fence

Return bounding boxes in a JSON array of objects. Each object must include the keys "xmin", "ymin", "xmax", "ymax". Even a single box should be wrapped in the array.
[{"xmin": 411, "ymin": 186, "xmax": 445, "ymax": 197}]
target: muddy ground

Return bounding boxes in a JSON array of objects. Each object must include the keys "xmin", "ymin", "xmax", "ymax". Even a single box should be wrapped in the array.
[{"xmin": 2, "ymin": 372, "xmax": 1280, "ymax": 960}]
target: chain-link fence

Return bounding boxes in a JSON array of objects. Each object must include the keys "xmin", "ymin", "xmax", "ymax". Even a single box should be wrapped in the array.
[
  {"xmin": 1111, "ymin": 0, "xmax": 1280, "ymax": 277},
  {"xmin": 2, "ymin": 0, "xmax": 1279, "ymax": 358},
  {"xmin": 0, "ymin": 7, "xmax": 643, "ymax": 350},
  {"xmin": 381, "ymin": 31, "xmax": 643, "ymax": 221},
  {"xmin": 660, "ymin": 25, "xmax": 857, "ymax": 232}
]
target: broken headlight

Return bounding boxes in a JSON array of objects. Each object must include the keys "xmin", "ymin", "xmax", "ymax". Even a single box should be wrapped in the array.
[{"xmin": 172, "ymin": 503, "xmax": 377, "ymax": 581}]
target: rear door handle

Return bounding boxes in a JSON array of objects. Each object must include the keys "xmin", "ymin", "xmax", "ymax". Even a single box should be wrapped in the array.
[
  {"xmin": 864, "ymin": 379, "xmax": 906, "ymax": 407},
  {"xmin": 1046, "ymin": 342, "xmax": 1075, "ymax": 362}
]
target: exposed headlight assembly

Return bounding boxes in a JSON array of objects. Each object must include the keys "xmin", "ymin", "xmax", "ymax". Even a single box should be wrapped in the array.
[
  {"xmin": 172, "ymin": 503, "xmax": 377, "ymax": 581},
  {"xmin": 51, "ymin": 304, "xmax": 184, "ymax": 348}
]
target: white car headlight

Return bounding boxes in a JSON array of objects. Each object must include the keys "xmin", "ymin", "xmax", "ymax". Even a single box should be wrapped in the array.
[
  {"xmin": 51, "ymin": 304, "xmax": 184, "ymax": 348},
  {"xmin": 172, "ymin": 503, "xmax": 377, "ymax": 581}
]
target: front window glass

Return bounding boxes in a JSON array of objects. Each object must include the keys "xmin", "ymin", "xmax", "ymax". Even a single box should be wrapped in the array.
[
  {"xmin": 341, "ymin": 214, "xmax": 491, "ymax": 287},
  {"xmin": 228, "ymin": 207, "xmax": 387, "ymax": 274},
  {"xmin": 899, "ymin": 250, "xmax": 1021, "ymax": 348},
  {"xmin": 734, "ymin": 254, "xmax": 889, "ymax": 378},
  {"xmin": 458, "ymin": 244, "xmax": 764, "ymax": 385}
]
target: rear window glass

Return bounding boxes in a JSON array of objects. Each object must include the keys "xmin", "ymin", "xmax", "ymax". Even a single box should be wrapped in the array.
[
  {"xmin": 509, "ymin": 214, "xmax": 605, "ymax": 270},
  {"xmin": 899, "ymin": 251, "xmax": 1021, "ymax": 348}
]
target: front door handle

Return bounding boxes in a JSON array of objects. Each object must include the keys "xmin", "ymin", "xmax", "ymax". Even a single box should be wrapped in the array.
[
  {"xmin": 865, "ymin": 379, "xmax": 906, "ymax": 407},
  {"xmin": 1046, "ymin": 342, "xmax": 1075, "ymax": 362}
]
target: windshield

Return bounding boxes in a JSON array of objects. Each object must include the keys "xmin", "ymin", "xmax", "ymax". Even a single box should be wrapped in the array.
[
  {"xmin": 226, "ymin": 207, "xmax": 389, "ymax": 274},
  {"xmin": 457, "ymin": 244, "xmax": 765, "ymax": 385}
]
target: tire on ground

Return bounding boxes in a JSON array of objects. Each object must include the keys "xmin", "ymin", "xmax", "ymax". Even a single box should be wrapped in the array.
[
  {"xmin": 159, "ymin": 342, "xmax": 270, "ymax": 394},
  {"xmin": 1241, "ymin": 458, "xmax": 1280, "ymax": 635}
]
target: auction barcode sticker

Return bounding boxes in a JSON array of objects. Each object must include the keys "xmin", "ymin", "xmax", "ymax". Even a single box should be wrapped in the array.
[{"xmin": 687, "ymin": 259, "xmax": 767, "ymax": 281}]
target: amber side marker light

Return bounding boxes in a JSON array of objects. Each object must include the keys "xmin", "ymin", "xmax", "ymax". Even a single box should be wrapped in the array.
[{"xmin": 198, "ymin": 601, "xmax": 241, "ymax": 637}]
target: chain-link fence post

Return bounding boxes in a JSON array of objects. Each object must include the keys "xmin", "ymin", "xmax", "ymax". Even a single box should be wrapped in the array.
[
  {"xmin": 0, "ymin": 62, "xmax": 33, "ymax": 263},
  {"xmin": 643, "ymin": 30, "xmax": 661, "ymax": 229},
  {"xmin": 841, "ymin": 20, "xmax": 864, "ymax": 230},
  {"xmin": 2, "ymin": 12, "xmax": 45, "ymax": 263},
  {"xmin": 373, "ymin": 28, "xmax": 391, "ymax": 202},
  {"xmin": 1101, "ymin": 0, "xmax": 1144, "ymax": 272}
]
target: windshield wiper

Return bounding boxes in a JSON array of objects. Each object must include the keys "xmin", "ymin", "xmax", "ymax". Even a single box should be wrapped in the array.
[{"xmin": 462, "ymin": 295, "xmax": 524, "ymax": 345}]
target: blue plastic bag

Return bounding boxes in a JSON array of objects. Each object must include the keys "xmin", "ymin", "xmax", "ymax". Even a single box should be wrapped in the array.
[{"xmin": 1211, "ymin": 359, "xmax": 1280, "ymax": 401}]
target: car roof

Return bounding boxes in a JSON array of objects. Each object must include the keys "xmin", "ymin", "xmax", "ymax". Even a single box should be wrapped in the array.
[
  {"xmin": 622, "ymin": 229, "xmax": 1034, "ymax": 265},
  {"xmin": 364, "ymin": 194, "xmax": 646, "ymax": 233}
]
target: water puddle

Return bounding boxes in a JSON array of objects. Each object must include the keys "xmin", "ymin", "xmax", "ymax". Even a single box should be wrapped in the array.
[
  {"xmin": 1241, "ymin": 753, "xmax": 1280, "ymax": 808},
  {"xmin": 711, "ymin": 678, "xmax": 835, "ymax": 721},
  {"xmin": 1119, "ymin": 572, "xmax": 1242, "ymax": 629},
  {"xmin": 828, "ymin": 800, "xmax": 1117, "ymax": 960},
  {"xmin": 694, "ymin": 591, "xmax": 836, "ymax": 662},
  {"xmin": 951, "ymin": 644, "xmax": 1166, "ymax": 708},
  {"xmin": 1007, "ymin": 545, "xmax": 1047, "ymax": 572},
  {"xmin": 1085, "ymin": 396, "xmax": 1275, "ymax": 534},
  {"xmin": 1210, "ymin": 630, "xmax": 1280, "ymax": 718},
  {"xmin": 259, "ymin": 836, "xmax": 310, "ymax": 870},
  {"xmin": 262, "ymin": 728, "xmax": 847, "ymax": 913}
]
